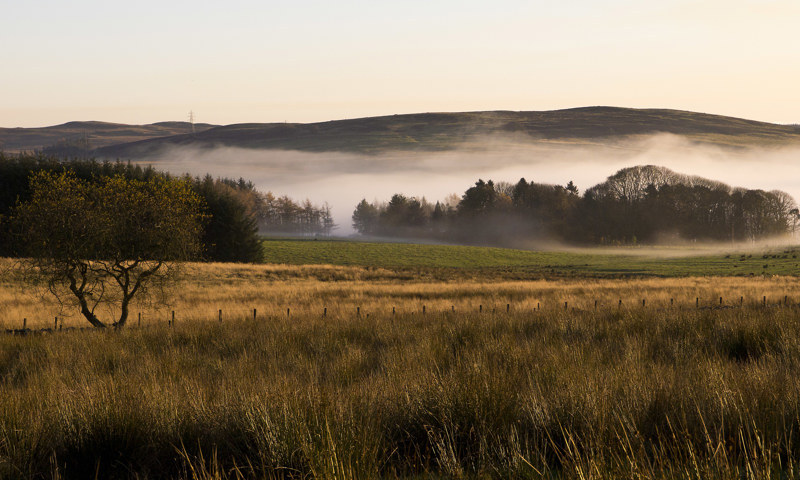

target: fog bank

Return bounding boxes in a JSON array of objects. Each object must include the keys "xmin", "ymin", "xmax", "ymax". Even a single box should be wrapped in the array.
[{"xmin": 137, "ymin": 134, "xmax": 800, "ymax": 236}]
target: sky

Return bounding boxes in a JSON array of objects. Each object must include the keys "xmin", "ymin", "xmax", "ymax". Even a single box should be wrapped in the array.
[{"xmin": 2, "ymin": 0, "xmax": 799, "ymax": 128}]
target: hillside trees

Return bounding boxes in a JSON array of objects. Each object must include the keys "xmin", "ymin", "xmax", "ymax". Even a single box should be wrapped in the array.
[
  {"xmin": 193, "ymin": 176, "xmax": 263, "ymax": 262},
  {"xmin": 351, "ymin": 165, "xmax": 797, "ymax": 246},
  {"xmin": 10, "ymin": 171, "xmax": 204, "ymax": 328},
  {"xmin": 256, "ymin": 192, "xmax": 335, "ymax": 236},
  {"xmin": 0, "ymin": 154, "xmax": 334, "ymax": 262}
]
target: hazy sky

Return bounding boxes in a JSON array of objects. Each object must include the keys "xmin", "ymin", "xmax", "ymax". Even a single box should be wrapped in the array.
[{"xmin": 2, "ymin": 0, "xmax": 799, "ymax": 127}]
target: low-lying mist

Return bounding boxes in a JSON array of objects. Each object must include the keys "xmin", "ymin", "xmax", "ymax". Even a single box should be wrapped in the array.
[{"xmin": 138, "ymin": 134, "xmax": 800, "ymax": 238}]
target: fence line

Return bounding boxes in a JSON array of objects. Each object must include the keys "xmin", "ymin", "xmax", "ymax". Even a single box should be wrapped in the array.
[{"xmin": 5, "ymin": 294, "xmax": 798, "ymax": 335}]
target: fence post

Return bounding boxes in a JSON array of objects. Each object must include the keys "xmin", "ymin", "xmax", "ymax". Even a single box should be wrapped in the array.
[
  {"xmin": 720, "ymin": 297, "xmax": 723, "ymax": 306},
  {"xmin": 287, "ymin": 308, "xmax": 291, "ymax": 318},
  {"xmin": 23, "ymin": 318, "xmax": 26, "ymax": 330},
  {"xmin": 357, "ymin": 306, "xmax": 360, "ymax": 317},
  {"xmin": 670, "ymin": 298, "xmax": 674, "ymax": 307},
  {"xmin": 564, "ymin": 301, "xmax": 568, "ymax": 311},
  {"xmin": 537, "ymin": 302, "xmax": 540, "ymax": 311},
  {"xmin": 594, "ymin": 300, "xmax": 598, "ymax": 310},
  {"xmin": 324, "ymin": 307, "xmax": 327, "ymax": 317},
  {"xmin": 507, "ymin": 303, "xmax": 510, "ymax": 313},
  {"xmin": 479, "ymin": 304, "xmax": 483, "ymax": 313},
  {"xmin": 54, "ymin": 317, "xmax": 58, "ymax": 330},
  {"xmin": 253, "ymin": 308, "xmax": 257, "ymax": 321},
  {"xmin": 392, "ymin": 306, "xmax": 395, "ymax": 315},
  {"xmin": 138, "ymin": 312, "xmax": 141, "ymax": 327},
  {"xmin": 618, "ymin": 299, "xmax": 622, "ymax": 308},
  {"xmin": 423, "ymin": 305, "xmax": 426, "ymax": 315},
  {"xmin": 219, "ymin": 309, "xmax": 222, "ymax": 323},
  {"xmin": 696, "ymin": 298, "xmax": 699, "ymax": 308},
  {"xmin": 452, "ymin": 305, "xmax": 455, "ymax": 313},
  {"xmin": 740, "ymin": 296, "xmax": 743, "ymax": 307},
  {"xmin": 642, "ymin": 299, "xmax": 646, "ymax": 308},
  {"xmin": 763, "ymin": 296, "xmax": 766, "ymax": 306},
  {"xmin": 171, "ymin": 310, "xmax": 175, "ymax": 327}
]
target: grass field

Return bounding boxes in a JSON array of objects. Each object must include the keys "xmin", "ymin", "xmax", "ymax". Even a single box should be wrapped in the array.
[
  {"xmin": 262, "ymin": 238, "xmax": 800, "ymax": 277},
  {"xmin": 4, "ymin": 243, "xmax": 800, "ymax": 479}
]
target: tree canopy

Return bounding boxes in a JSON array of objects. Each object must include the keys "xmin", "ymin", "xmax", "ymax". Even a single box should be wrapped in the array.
[
  {"xmin": 11, "ymin": 171, "xmax": 205, "ymax": 328},
  {"xmin": 352, "ymin": 165, "xmax": 798, "ymax": 246}
]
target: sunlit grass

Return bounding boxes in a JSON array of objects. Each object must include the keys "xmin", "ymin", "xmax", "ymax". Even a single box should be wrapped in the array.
[
  {"xmin": 261, "ymin": 238, "xmax": 800, "ymax": 277},
  {"xmin": 3, "ymin": 258, "xmax": 800, "ymax": 478}
]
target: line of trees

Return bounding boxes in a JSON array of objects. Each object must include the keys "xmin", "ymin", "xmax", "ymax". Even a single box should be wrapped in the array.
[
  {"xmin": 352, "ymin": 165, "xmax": 799, "ymax": 245},
  {"xmin": 0, "ymin": 153, "xmax": 335, "ymax": 263}
]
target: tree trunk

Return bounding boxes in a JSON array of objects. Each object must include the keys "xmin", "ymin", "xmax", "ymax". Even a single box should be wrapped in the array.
[
  {"xmin": 116, "ymin": 294, "xmax": 131, "ymax": 328},
  {"xmin": 76, "ymin": 293, "xmax": 106, "ymax": 328}
]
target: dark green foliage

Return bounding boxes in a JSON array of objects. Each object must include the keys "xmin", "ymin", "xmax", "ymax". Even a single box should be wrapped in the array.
[
  {"xmin": 352, "ymin": 199, "xmax": 379, "ymax": 235},
  {"xmin": 352, "ymin": 165, "xmax": 797, "ymax": 246},
  {"xmin": 0, "ymin": 153, "xmax": 263, "ymax": 263},
  {"xmin": 194, "ymin": 175, "xmax": 263, "ymax": 263}
]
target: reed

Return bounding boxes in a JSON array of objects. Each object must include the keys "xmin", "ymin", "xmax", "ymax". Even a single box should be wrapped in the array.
[{"xmin": 2, "ymin": 260, "xmax": 800, "ymax": 478}]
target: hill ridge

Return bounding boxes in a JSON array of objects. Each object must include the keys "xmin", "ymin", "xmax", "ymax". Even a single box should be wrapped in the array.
[{"xmin": 3, "ymin": 107, "xmax": 800, "ymax": 157}]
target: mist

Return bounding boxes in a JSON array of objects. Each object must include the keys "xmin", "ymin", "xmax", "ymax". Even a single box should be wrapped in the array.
[{"xmin": 137, "ymin": 134, "xmax": 800, "ymax": 236}]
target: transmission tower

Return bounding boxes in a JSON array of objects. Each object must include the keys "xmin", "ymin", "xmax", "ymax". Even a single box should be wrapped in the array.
[{"xmin": 188, "ymin": 110, "xmax": 196, "ymax": 134}]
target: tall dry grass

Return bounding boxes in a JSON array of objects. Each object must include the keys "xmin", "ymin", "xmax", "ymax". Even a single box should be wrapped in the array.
[
  {"xmin": 2, "ymin": 260, "xmax": 800, "ymax": 478},
  {"xmin": 3, "ymin": 259, "xmax": 799, "ymax": 330}
]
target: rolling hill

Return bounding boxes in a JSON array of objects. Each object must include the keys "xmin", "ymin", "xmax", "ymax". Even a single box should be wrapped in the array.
[
  {"xmin": 3, "ymin": 107, "xmax": 800, "ymax": 159},
  {"xmin": 0, "ymin": 121, "xmax": 217, "ymax": 154}
]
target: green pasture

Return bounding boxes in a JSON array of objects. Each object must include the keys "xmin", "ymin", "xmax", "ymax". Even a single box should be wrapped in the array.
[{"xmin": 261, "ymin": 238, "xmax": 800, "ymax": 277}]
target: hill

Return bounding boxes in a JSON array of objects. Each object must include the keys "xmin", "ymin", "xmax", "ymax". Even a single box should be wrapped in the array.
[
  {"xmin": 91, "ymin": 107, "xmax": 800, "ymax": 158},
  {"xmin": 4, "ymin": 107, "xmax": 800, "ymax": 159},
  {"xmin": 0, "ymin": 121, "xmax": 216, "ymax": 154}
]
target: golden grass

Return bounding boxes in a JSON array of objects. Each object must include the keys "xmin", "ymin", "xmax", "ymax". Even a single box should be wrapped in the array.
[
  {"xmin": 5, "ymin": 260, "xmax": 800, "ymax": 478},
  {"xmin": 3, "ymin": 259, "xmax": 800, "ymax": 330}
]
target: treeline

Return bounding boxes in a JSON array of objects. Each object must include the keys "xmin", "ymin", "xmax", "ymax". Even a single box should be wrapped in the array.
[
  {"xmin": 202, "ymin": 178, "xmax": 336, "ymax": 237},
  {"xmin": 0, "ymin": 153, "xmax": 334, "ymax": 262},
  {"xmin": 353, "ymin": 165, "xmax": 799, "ymax": 245}
]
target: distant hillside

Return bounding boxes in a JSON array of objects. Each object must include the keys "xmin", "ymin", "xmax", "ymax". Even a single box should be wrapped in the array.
[
  {"xmin": 0, "ymin": 121, "xmax": 216, "ymax": 154},
  {"xmin": 3, "ymin": 108, "xmax": 800, "ymax": 158},
  {"xmin": 94, "ymin": 107, "xmax": 800, "ymax": 158}
]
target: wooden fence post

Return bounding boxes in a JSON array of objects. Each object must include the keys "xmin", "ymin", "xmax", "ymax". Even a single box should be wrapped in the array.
[
  {"xmin": 171, "ymin": 310, "xmax": 175, "ymax": 327},
  {"xmin": 219, "ymin": 309, "xmax": 222, "ymax": 323},
  {"xmin": 253, "ymin": 308, "xmax": 257, "ymax": 321},
  {"xmin": 138, "ymin": 312, "xmax": 141, "ymax": 327}
]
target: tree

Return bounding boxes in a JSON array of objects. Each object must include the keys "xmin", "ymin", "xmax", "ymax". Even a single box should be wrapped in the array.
[
  {"xmin": 193, "ymin": 176, "xmax": 263, "ymax": 262},
  {"xmin": 352, "ymin": 199, "xmax": 379, "ymax": 235},
  {"xmin": 10, "ymin": 171, "xmax": 205, "ymax": 328}
]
